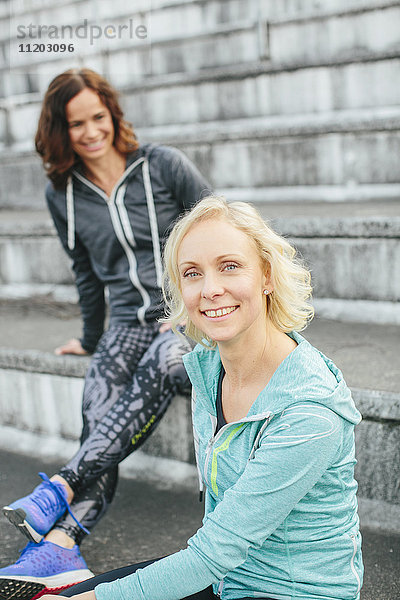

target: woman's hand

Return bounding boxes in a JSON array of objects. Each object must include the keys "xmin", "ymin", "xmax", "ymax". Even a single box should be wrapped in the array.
[
  {"xmin": 55, "ymin": 338, "xmax": 88, "ymax": 356},
  {"xmin": 159, "ymin": 321, "xmax": 187, "ymax": 334}
]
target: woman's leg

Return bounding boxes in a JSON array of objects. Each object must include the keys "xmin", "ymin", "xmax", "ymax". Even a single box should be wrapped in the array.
[
  {"xmin": 62, "ymin": 558, "xmax": 215, "ymax": 600},
  {"xmin": 50, "ymin": 324, "xmax": 159, "ymax": 544},
  {"xmin": 62, "ymin": 561, "xmax": 276, "ymax": 599},
  {"xmin": 52, "ymin": 328, "xmax": 192, "ymax": 544},
  {"xmin": 3, "ymin": 326, "xmax": 154, "ymax": 545}
]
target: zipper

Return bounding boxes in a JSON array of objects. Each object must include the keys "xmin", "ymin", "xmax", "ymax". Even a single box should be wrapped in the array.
[
  {"xmin": 106, "ymin": 191, "xmax": 151, "ymax": 325},
  {"xmin": 115, "ymin": 184, "xmax": 136, "ymax": 247},
  {"xmin": 72, "ymin": 159, "xmax": 152, "ymax": 325},
  {"xmin": 203, "ymin": 415, "xmax": 217, "ymax": 486},
  {"xmin": 349, "ymin": 533, "xmax": 361, "ymax": 594},
  {"xmin": 216, "ymin": 580, "xmax": 224, "ymax": 598}
]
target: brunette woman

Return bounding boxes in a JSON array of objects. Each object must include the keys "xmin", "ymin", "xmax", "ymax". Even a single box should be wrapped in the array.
[{"xmin": 0, "ymin": 68, "xmax": 210, "ymax": 599}]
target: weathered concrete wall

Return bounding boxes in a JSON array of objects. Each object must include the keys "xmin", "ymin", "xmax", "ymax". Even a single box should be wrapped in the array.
[
  {"xmin": 0, "ymin": 352, "xmax": 194, "ymax": 464},
  {"xmin": 2, "ymin": 215, "xmax": 399, "ymax": 303},
  {"xmin": 0, "ymin": 356, "xmax": 398, "ymax": 527}
]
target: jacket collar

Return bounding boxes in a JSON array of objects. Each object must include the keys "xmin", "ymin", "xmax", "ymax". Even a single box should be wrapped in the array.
[{"xmin": 183, "ymin": 335, "xmax": 307, "ymax": 420}]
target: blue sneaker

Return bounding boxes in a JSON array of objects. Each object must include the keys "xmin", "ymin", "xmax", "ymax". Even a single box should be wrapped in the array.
[
  {"xmin": 0, "ymin": 541, "xmax": 94, "ymax": 600},
  {"xmin": 3, "ymin": 473, "xmax": 71, "ymax": 543}
]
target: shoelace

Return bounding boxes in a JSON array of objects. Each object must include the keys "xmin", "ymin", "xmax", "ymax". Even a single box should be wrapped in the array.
[
  {"xmin": 30, "ymin": 483, "xmax": 64, "ymax": 514},
  {"xmin": 37, "ymin": 473, "xmax": 90, "ymax": 536}
]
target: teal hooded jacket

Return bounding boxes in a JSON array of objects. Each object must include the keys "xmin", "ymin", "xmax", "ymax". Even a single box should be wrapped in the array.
[{"xmin": 95, "ymin": 331, "xmax": 363, "ymax": 600}]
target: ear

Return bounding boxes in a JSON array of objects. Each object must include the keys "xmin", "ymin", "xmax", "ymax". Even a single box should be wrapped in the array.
[{"xmin": 262, "ymin": 262, "xmax": 272, "ymax": 292}]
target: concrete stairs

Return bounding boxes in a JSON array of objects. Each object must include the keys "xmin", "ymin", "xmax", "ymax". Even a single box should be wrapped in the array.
[
  {"xmin": 0, "ymin": 0, "xmax": 399, "ymax": 531},
  {"xmin": 0, "ymin": 300, "xmax": 196, "ymax": 483},
  {"xmin": 0, "ymin": 300, "xmax": 399, "ymax": 533},
  {"xmin": 1, "ymin": 1, "xmax": 399, "ymax": 210},
  {"xmin": 1, "ymin": 204, "xmax": 400, "ymax": 323}
]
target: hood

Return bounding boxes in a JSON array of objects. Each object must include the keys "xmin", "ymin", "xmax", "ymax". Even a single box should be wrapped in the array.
[{"xmin": 183, "ymin": 331, "xmax": 361, "ymax": 425}]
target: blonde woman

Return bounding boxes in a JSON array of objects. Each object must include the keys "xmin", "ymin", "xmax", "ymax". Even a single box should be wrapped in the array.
[{"xmin": 45, "ymin": 196, "xmax": 363, "ymax": 600}]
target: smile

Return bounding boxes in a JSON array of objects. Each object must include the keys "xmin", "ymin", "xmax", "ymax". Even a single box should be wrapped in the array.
[
  {"xmin": 82, "ymin": 139, "xmax": 105, "ymax": 150},
  {"xmin": 202, "ymin": 306, "xmax": 238, "ymax": 318}
]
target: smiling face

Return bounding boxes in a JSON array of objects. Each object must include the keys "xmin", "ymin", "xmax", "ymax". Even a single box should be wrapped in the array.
[
  {"xmin": 177, "ymin": 218, "xmax": 271, "ymax": 347},
  {"xmin": 66, "ymin": 87, "xmax": 116, "ymax": 164}
]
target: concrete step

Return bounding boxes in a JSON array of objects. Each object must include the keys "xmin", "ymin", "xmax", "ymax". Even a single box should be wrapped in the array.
[
  {"xmin": 0, "ymin": 222, "xmax": 72, "ymax": 285},
  {"xmin": 4, "ymin": 59, "xmax": 400, "ymax": 148},
  {"xmin": 0, "ymin": 151, "xmax": 47, "ymax": 205},
  {"xmin": 263, "ymin": 0, "xmax": 398, "ymax": 20},
  {"xmin": 3, "ymin": 56, "xmax": 399, "ymax": 144},
  {"xmin": 2, "ymin": 1, "xmax": 399, "ymax": 145},
  {"xmin": 2, "ymin": 105, "xmax": 400, "ymax": 191},
  {"xmin": 2, "ymin": 0, "xmax": 398, "ymax": 94},
  {"xmin": 121, "ymin": 58, "xmax": 400, "ymax": 127},
  {"xmin": 2, "ymin": 1, "xmax": 263, "ymax": 92},
  {"xmin": 2, "ymin": 285, "xmax": 399, "ymax": 328},
  {"xmin": 136, "ymin": 107, "xmax": 400, "ymax": 187},
  {"xmin": 0, "ymin": 301, "xmax": 399, "ymax": 529},
  {"xmin": 0, "ymin": 300, "xmax": 194, "ymax": 466},
  {"xmin": 268, "ymin": 3, "xmax": 400, "ymax": 67},
  {"xmin": 1, "ymin": 301, "xmax": 398, "ymax": 393},
  {"xmin": 5, "ymin": 19, "xmax": 262, "ymax": 81},
  {"xmin": 1, "ymin": 204, "xmax": 400, "ymax": 305}
]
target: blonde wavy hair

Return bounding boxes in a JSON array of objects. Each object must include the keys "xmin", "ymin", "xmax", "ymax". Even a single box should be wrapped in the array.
[{"xmin": 162, "ymin": 196, "xmax": 314, "ymax": 347}]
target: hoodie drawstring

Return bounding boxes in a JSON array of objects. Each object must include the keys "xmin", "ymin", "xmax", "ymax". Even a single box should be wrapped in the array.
[
  {"xmin": 142, "ymin": 159, "xmax": 163, "ymax": 288},
  {"xmin": 66, "ymin": 175, "xmax": 75, "ymax": 251}
]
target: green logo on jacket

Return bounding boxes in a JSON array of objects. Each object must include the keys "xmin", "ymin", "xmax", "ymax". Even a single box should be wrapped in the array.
[{"xmin": 211, "ymin": 424, "xmax": 244, "ymax": 495}]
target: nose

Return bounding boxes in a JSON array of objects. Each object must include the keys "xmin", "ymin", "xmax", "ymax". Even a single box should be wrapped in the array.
[
  {"xmin": 201, "ymin": 272, "xmax": 224, "ymax": 300},
  {"xmin": 83, "ymin": 121, "xmax": 98, "ymax": 139}
]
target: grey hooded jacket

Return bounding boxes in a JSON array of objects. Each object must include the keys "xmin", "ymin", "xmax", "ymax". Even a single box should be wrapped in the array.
[{"xmin": 46, "ymin": 144, "xmax": 211, "ymax": 351}]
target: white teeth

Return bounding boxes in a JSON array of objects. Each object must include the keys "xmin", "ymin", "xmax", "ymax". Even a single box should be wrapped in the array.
[{"xmin": 204, "ymin": 306, "xmax": 237, "ymax": 318}]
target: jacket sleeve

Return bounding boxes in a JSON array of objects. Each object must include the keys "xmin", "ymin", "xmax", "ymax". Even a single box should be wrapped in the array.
[
  {"xmin": 46, "ymin": 184, "xmax": 105, "ymax": 352},
  {"xmin": 94, "ymin": 402, "xmax": 343, "ymax": 600},
  {"xmin": 156, "ymin": 146, "xmax": 212, "ymax": 210}
]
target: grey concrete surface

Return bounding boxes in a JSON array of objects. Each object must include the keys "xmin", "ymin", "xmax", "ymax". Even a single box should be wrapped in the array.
[
  {"xmin": 1, "ymin": 300, "xmax": 399, "ymax": 526},
  {"xmin": 1, "ymin": 301, "xmax": 399, "ymax": 395},
  {"xmin": 3, "ymin": 205, "xmax": 400, "ymax": 305},
  {"xmin": 2, "ymin": 200, "xmax": 400, "ymax": 225},
  {"xmin": 0, "ymin": 450, "xmax": 399, "ymax": 600}
]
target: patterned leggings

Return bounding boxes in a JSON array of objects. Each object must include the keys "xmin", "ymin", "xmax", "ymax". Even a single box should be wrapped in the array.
[{"xmin": 54, "ymin": 323, "xmax": 192, "ymax": 544}]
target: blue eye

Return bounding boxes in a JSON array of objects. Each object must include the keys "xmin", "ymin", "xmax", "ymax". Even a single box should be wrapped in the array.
[
  {"xmin": 183, "ymin": 271, "xmax": 199, "ymax": 278},
  {"xmin": 224, "ymin": 263, "xmax": 237, "ymax": 271}
]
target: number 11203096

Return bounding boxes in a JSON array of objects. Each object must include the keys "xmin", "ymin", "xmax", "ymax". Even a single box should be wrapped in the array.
[{"xmin": 18, "ymin": 43, "xmax": 75, "ymax": 52}]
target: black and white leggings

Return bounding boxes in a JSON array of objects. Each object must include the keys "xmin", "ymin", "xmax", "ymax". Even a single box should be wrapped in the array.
[{"xmin": 54, "ymin": 323, "xmax": 192, "ymax": 544}]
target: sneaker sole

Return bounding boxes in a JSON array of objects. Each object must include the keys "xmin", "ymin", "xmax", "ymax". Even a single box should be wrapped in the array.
[
  {"xmin": 0, "ymin": 578, "xmax": 44, "ymax": 600},
  {"xmin": 2, "ymin": 507, "xmax": 43, "ymax": 544},
  {"xmin": 0, "ymin": 570, "xmax": 94, "ymax": 600},
  {"xmin": 31, "ymin": 582, "xmax": 79, "ymax": 600}
]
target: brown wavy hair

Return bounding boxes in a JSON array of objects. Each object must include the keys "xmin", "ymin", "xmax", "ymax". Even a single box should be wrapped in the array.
[{"xmin": 35, "ymin": 68, "xmax": 139, "ymax": 188}]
